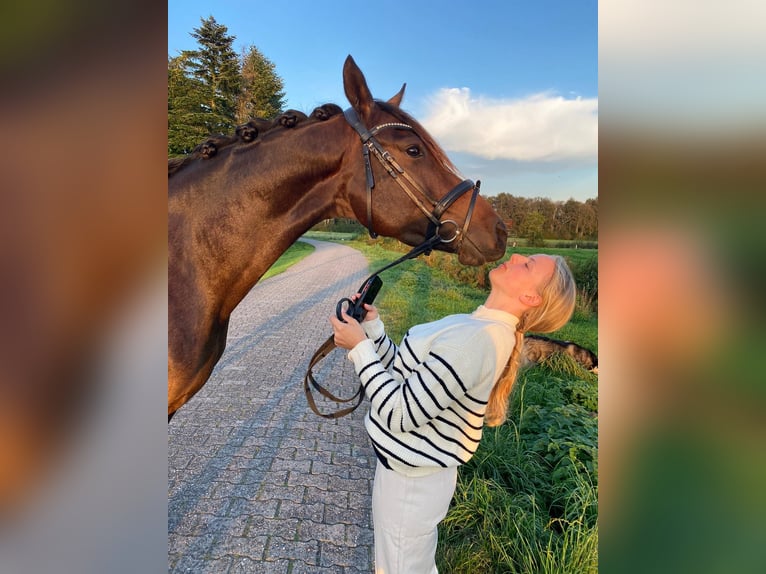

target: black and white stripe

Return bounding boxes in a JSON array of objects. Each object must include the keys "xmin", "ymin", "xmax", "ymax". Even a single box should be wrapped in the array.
[{"xmin": 351, "ymin": 307, "xmax": 518, "ymax": 475}]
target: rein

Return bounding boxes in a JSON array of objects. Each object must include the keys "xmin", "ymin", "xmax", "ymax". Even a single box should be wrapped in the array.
[
  {"xmin": 303, "ymin": 108, "xmax": 483, "ymax": 419},
  {"xmin": 302, "ymin": 238, "xmax": 444, "ymax": 419}
]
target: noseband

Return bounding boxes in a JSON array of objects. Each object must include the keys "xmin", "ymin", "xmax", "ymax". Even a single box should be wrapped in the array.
[{"xmin": 344, "ymin": 107, "xmax": 480, "ymax": 250}]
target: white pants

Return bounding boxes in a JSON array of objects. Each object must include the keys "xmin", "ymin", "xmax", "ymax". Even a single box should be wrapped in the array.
[{"xmin": 372, "ymin": 461, "xmax": 458, "ymax": 574}]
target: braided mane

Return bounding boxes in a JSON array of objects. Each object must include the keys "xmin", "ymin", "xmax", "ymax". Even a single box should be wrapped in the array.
[{"xmin": 168, "ymin": 104, "xmax": 343, "ymax": 177}]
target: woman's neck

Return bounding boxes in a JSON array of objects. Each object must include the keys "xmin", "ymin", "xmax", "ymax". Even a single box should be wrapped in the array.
[{"xmin": 483, "ymin": 291, "xmax": 528, "ymax": 319}]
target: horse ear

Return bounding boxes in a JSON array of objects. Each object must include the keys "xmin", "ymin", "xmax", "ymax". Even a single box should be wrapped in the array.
[
  {"xmin": 343, "ymin": 55, "xmax": 373, "ymax": 117},
  {"xmin": 387, "ymin": 83, "xmax": 406, "ymax": 107}
]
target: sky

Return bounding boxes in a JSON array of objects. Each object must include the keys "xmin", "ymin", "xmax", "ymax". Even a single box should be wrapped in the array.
[{"xmin": 168, "ymin": 0, "xmax": 598, "ymax": 202}]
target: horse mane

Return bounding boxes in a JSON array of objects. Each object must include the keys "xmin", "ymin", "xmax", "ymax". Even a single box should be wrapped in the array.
[
  {"xmin": 167, "ymin": 101, "xmax": 460, "ymax": 179},
  {"xmin": 168, "ymin": 104, "xmax": 344, "ymax": 178}
]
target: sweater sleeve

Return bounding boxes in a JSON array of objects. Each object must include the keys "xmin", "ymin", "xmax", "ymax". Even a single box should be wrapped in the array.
[
  {"xmin": 348, "ymin": 331, "xmax": 493, "ymax": 433},
  {"xmin": 360, "ymin": 317, "xmax": 397, "ymax": 369}
]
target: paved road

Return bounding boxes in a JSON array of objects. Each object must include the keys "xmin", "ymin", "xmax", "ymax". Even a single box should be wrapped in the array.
[{"xmin": 169, "ymin": 239, "xmax": 377, "ymax": 573}]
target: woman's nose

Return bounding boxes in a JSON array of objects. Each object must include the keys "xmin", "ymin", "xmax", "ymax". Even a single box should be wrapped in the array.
[{"xmin": 510, "ymin": 253, "xmax": 526, "ymax": 264}]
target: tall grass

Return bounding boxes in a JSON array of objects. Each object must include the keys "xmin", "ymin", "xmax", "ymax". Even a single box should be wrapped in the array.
[{"xmin": 437, "ymin": 359, "xmax": 598, "ymax": 573}]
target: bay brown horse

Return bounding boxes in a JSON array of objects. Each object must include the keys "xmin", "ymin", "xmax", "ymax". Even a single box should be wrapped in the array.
[{"xmin": 168, "ymin": 56, "xmax": 507, "ymax": 419}]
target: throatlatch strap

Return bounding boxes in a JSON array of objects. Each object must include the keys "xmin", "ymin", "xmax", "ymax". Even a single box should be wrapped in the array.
[{"xmin": 303, "ymin": 335, "xmax": 365, "ymax": 419}]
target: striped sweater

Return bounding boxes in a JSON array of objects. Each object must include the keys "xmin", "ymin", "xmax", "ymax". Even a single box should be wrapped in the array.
[{"xmin": 347, "ymin": 305, "xmax": 519, "ymax": 477}]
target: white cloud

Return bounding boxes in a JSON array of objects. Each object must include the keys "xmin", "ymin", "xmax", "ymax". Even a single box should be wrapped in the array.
[{"xmin": 421, "ymin": 88, "xmax": 598, "ymax": 163}]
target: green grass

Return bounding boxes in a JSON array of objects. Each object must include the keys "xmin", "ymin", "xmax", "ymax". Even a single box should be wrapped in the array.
[
  {"xmin": 260, "ymin": 240, "xmax": 315, "ymax": 280},
  {"xmin": 302, "ymin": 230, "xmax": 360, "ymax": 241},
  {"xmin": 438, "ymin": 363, "xmax": 598, "ymax": 573}
]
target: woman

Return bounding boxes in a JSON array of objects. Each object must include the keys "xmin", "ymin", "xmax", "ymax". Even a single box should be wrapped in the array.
[{"xmin": 329, "ymin": 253, "xmax": 577, "ymax": 574}]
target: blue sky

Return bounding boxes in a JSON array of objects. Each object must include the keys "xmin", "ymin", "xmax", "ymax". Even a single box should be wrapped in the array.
[{"xmin": 168, "ymin": 0, "xmax": 597, "ymax": 201}]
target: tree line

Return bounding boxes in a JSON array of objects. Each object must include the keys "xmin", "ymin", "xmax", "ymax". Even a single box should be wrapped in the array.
[
  {"xmin": 487, "ymin": 194, "xmax": 597, "ymax": 244},
  {"xmin": 168, "ymin": 16, "xmax": 286, "ymax": 156}
]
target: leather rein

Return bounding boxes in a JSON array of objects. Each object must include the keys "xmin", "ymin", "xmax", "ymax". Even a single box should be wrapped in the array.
[{"xmin": 303, "ymin": 107, "xmax": 483, "ymax": 419}]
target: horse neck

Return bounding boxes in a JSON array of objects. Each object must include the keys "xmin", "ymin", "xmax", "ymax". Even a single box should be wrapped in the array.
[
  {"xmin": 174, "ymin": 118, "xmax": 356, "ymax": 317},
  {"xmin": 231, "ymin": 117, "xmax": 355, "ymax": 245}
]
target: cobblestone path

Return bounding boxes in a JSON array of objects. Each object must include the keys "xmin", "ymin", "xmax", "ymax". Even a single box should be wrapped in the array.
[{"xmin": 169, "ymin": 239, "xmax": 376, "ymax": 573}]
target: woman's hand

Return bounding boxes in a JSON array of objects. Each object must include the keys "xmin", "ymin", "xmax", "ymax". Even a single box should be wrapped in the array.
[
  {"xmin": 329, "ymin": 311, "xmax": 367, "ymax": 350},
  {"xmin": 350, "ymin": 293, "xmax": 379, "ymax": 322}
]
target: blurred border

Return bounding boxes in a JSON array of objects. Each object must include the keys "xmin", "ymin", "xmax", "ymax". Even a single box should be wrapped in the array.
[
  {"xmin": 1, "ymin": 1, "xmax": 168, "ymax": 572},
  {"xmin": 599, "ymin": 1, "xmax": 766, "ymax": 572}
]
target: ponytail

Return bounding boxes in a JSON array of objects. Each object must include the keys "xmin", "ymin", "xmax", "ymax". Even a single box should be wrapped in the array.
[
  {"xmin": 484, "ymin": 256, "xmax": 576, "ymax": 427},
  {"xmin": 485, "ymin": 329, "xmax": 524, "ymax": 426}
]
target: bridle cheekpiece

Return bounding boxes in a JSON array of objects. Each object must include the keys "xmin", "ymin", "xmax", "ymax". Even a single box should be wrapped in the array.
[{"xmin": 343, "ymin": 107, "xmax": 480, "ymax": 252}]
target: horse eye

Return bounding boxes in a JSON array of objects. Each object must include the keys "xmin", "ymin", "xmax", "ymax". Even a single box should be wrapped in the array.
[{"xmin": 406, "ymin": 145, "xmax": 422, "ymax": 157}]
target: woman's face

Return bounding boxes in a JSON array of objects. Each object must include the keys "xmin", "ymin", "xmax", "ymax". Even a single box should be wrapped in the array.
[{"xmin": 489, "ymin": 253, "xmax": 555, "ymax": 301}]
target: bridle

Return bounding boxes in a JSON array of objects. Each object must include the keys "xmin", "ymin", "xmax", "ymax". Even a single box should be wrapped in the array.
[
  {"xmin": 343, "ymin": 107, "xmax": 480, "ymax": 251},
  {"xmin": 302, "ymin": 109, "xmax": 485, "ymax": 420}
]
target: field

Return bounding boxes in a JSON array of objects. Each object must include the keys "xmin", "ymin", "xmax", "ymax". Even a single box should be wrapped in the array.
[{"xmin": 274, "ymin": 236, "xmax": 599, "ymax": 573}]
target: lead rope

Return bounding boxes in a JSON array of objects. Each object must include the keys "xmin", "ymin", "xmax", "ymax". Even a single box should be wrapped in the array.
[{"xmin": 303, "ymin": 234, "xmax": 444, "ymax": 419}]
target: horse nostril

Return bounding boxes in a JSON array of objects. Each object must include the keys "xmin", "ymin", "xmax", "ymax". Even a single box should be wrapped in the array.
[{"xmin": 496, "ymin": 220, "xmax": 508, "ymax": 240}]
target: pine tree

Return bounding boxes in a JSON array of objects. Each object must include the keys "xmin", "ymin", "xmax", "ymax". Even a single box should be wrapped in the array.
[
  {"xmin": 183, "ymin": 16, "xmax": 241, "ymax": 135},
  {"xmin": 168, "ymin": 55, "xmax": 209, "ymax": 156},
  {"xmin": 167, "ymin": 17, "xmax": 288, "ymax": 157},
  {"xmin": 237, "ymin": 45, "xmax": 286, "ymax": 122}
]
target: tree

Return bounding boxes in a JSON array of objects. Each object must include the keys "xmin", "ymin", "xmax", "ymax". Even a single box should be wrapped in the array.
[
  {"xmin": 585, "ymin": 197, "xmax": 598, "ymax": 239},
  {"xmin": 182, "ymin": 16, "xmax": 241, "ymax": 134},
  {"xmin": 519, "ymin": 210, "xmax": 546, "ymax": 246},
  {"xmin": 168, "ymin": 55, "xmax": 209, "ymax": 156},
  {"xmin": 237, "ymin": 45, "xmax": 286, "ymax": 122},
  {"xmin": 560, "ymin": 199, "xmax": 581, "ymax": 240},
  {"xmin": 487, "ymin": 192, "xmax": 598, "ymax": 241},
  {"xmin": 489, "ymin": 193, "xmax": 532, "ymax": 238},
  {"xmin": 529, "ymin": 197, "xmax": 556, "ymax": 237},
  {"xmin": 168, "ymin": 18, "xmax": 289, "ymax": 156}
]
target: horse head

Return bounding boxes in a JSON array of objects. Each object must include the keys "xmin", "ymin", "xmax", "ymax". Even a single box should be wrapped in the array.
[{"xmin": 341, "ymin": 55, "xmax": 507, "ymax": 266}]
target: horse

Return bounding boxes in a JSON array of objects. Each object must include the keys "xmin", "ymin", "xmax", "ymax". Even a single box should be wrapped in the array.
[{"xmin": 168, "ymin": 55, "xmax": 508, "ymax": 420}]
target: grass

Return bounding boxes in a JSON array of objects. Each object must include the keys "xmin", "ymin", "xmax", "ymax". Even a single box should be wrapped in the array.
[
  {"xmin": 440, "ymin": 362, "xmax": 598, "ymax": 573},
  {"xmin": 302, "ymin": 230, "xmax": 359, "ymax": 241},
  {"xmin": 260, "ymin": 240, "xmax": 315, "ymax": 280}
]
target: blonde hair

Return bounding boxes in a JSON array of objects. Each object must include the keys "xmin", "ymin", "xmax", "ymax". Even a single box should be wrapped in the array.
[{"xmin": 484, "ymin": 255, "xmax": 577, "ymax": 427}]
